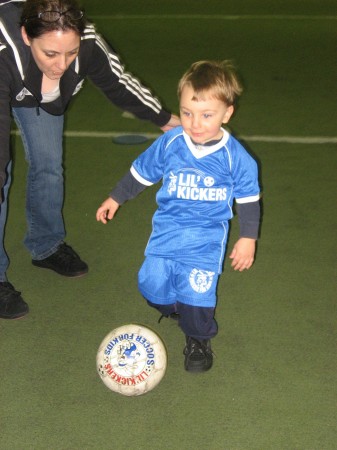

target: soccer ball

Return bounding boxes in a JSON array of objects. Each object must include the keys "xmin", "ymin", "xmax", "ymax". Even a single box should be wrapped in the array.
[{"xmin": 96, "ymin": 324, "xmax": 167, "ymax": 396}]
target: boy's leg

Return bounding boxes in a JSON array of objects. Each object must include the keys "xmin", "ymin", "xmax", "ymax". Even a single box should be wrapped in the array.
[
  {"xmin": 148, "ymin": 299, "xmax": 216, "ymax": 373},
  {"xmin": 138, "ymin": 256, "xmax": 176, "ymax": 308},
  {"xmin": 139, "ymin": 258, "xmax": 218, "ymax": 372},
  {"xmin": 175, "ymin": 264, "xmax": 219, "ymax": 372},
  {"xmin": 146, "ymin": 300, "xmax": 179, "ymax": 322},
  {"xmin": 177, "ymin": 302, "xmax": 216, "ymax": 373},
  {"xmin": 138, "ymin": 257, "xmax": 180, "ymax": 320},
  {"xmin": 176, "ymin": 302, "xmax": 217, "ymax": 341}
]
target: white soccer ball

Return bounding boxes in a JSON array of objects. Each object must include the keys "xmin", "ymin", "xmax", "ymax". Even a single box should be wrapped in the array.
[{"xmin": 96, "ymin": 324, "xmax": 167, "ymax": 396}]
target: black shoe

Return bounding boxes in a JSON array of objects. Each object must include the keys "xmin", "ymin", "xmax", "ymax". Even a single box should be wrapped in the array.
[
  {"xmin": 183, "ymin": 336, "xmax": 213, "ymax": 373},
  {"xmin": 32, "ymin": 242, "xmax": 88, "ymax": 277},
  {"xmin": 0, "ymin": 282, "xmax": 29, "ymax": 319}
]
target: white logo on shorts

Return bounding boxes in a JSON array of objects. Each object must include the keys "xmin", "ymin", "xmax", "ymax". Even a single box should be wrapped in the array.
[{"xmin": 189, "ymin": 268, "xmax": 215, "ymax": 294}]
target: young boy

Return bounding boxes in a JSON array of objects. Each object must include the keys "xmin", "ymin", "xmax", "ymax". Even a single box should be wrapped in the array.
[{"xmin": 96, "ymin": 61, "xmax": 260, "ymax": 373}]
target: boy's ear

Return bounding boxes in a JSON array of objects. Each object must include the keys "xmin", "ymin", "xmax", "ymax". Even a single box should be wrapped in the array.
[
  {"xmin": 21, "ymin": 27, "xmax": 31, "ymax": 46},
  {"xmin": 222, "ymin": 105, "xmax": 234, "ymax": 124}
]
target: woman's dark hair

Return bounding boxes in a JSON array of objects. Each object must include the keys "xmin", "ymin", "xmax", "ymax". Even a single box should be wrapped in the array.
[{"xmin": 20, "ymin": 0, "xmax": 86, "ymax": 39}]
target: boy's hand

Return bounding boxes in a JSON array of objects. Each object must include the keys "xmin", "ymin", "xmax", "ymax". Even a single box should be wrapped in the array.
[
  {"xmin": 229, "ymin": 238, "xmax": 256, "ymax": 272},
  {"xmin": 96, "ymin": 198, "xmax": 120, "ymax": 224}
]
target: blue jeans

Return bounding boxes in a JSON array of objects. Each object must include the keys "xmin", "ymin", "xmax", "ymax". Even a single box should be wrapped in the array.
[{"xmin": 0, "ymin": 107, "xmax": 66, "ymax": 281}]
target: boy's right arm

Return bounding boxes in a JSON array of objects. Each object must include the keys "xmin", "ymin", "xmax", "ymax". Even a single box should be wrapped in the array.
[
  {"xmin": 96, "ymin": 197, "xmax": 120, "ymax": 224},
  {"xmin": 96, "ymin": 169, "xmax": 148, "ymax": 224}
]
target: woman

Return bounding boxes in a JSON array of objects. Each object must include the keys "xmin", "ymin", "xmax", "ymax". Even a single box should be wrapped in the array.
[{"xmin": 0, "ymin": 0, "xmax": 180, "ymax": 319}]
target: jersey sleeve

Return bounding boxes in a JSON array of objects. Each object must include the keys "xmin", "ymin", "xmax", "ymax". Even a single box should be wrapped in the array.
[
  {"xmin": 110, "ymin": 170, "xmax": 147, "ymax": 204},
  {"xmin": 236, "ymin": 200, "xmax": 260, "ymax": 239},
  {"xmin": 131, "ymin": 133, "xmax": 169, "ymax": 184},
  {"xmin": 230, "ymin": 141, "xmax": 260, "ymax": 203},
  {"xmin": 228, "ymin": 138, "xmax": 261, "ymax": 238},
  {"xmin": 109, "ymin": 132, "xmax": 170, "ymax": 204}
]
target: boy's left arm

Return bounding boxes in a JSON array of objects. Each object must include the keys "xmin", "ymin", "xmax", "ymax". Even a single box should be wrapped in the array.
[{"xmin": 229, "ymin": 200, "xmax": 260, "ymax": 272}]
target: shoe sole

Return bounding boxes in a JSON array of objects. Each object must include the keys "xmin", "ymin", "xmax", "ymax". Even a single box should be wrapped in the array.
[
  {"xmin": 0, "ymin": 311, "xmax": 29, "ymax": 320},
  {"xmin": 32, "ymin": 260, "xmax": 88, "ymax": 277},
  {"xmin": 184, "ymin": 361, "xmax": 213, "ymax": 373}
]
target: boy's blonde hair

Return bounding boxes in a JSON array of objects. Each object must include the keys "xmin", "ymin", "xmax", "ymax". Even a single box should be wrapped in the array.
[{"xmin": 177, "ymin": 60, "xmax": 243, "ymax": 106}]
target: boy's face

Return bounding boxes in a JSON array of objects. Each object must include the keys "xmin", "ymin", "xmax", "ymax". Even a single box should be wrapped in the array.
[{"xmin": 180, "ymin": 85, "xmax": 234, "ymax": 144}]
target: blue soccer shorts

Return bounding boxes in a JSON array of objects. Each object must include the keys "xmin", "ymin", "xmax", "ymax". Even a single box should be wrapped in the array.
[{"xmin": 138, "ymin": 256, "xmax": 219, "ymax": 308}]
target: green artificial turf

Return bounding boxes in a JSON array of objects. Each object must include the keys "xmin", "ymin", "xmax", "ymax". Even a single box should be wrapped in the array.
[{"xmin": 1, "ymin": 1, "xmax": 336, "ymax": 449}]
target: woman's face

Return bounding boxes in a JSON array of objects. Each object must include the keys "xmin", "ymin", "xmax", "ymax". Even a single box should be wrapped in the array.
[{"xmin": 21, "ymin": 27, "xmax": 80, "ymax": 80}]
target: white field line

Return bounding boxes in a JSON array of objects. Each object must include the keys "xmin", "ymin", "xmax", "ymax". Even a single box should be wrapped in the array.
[
  {"xmin": 10, "ymin": 130, "xmax": 337, "ymax": 144},
  {"xmin": 90, "ymin": 14, "xmax": 337, "ymax": 21}
]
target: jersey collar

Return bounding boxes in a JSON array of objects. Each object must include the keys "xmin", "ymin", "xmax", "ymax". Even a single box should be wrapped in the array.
[{"xmin": 183, "ymin": 128, "xmax": 230, "ymax": 159}]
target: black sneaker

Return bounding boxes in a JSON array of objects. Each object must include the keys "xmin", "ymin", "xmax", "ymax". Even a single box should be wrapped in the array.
[
  {"xmin": 183, "ymin": 336, "xmax": 213, "ymax": 373},
  {"xmin": 0, "ymin": 282, "xmax": 29, "ymax": 319},
  {"xmin": 32, "ymin": 242, "xmax": 88, "ymax": 277}
]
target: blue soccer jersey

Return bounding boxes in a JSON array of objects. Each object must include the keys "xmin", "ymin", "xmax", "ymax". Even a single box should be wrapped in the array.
[{"xmin": 131, "ymin": 126, "xmax": 260, "ymax": 274}]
